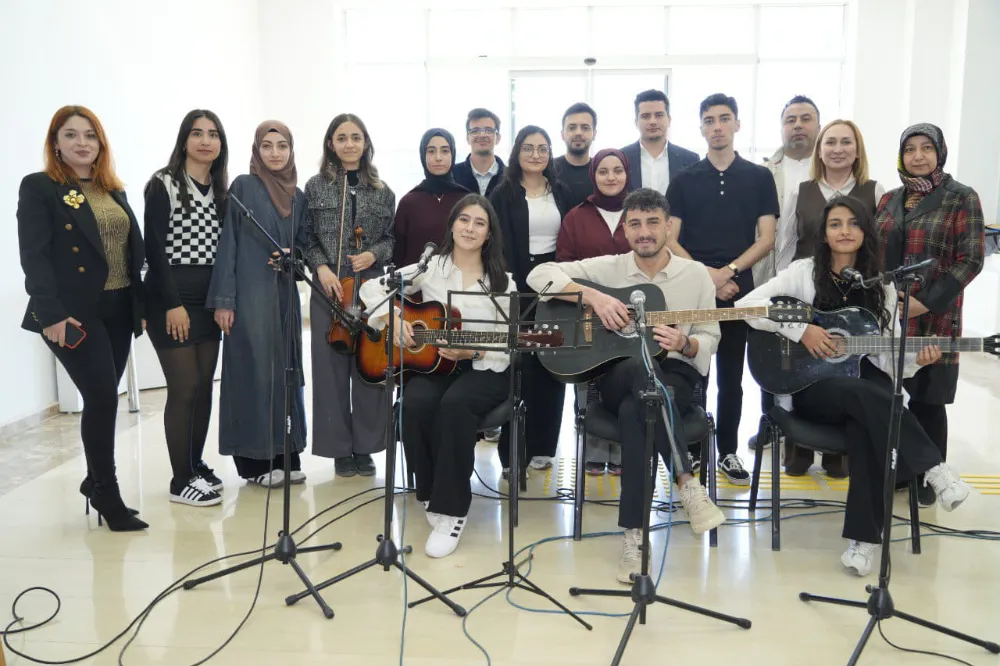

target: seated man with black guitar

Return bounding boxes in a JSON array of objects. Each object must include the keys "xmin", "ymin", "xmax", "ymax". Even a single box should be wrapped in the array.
[
  {"xmin": 527, "ymin": 188, "xmax": 726, "ymax": 584},
  {"xmin": 735, "ymin": 195, "xmax": 971, "ymax": 577},
  {"xmin": 359, "ymin": 194, "xmax": 515, "ymax": 559}
]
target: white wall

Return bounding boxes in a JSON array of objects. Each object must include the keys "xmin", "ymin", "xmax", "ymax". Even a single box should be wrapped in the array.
[{"xmin": 0, "ymin": 0, "xmax": 262, "ymax": 428}]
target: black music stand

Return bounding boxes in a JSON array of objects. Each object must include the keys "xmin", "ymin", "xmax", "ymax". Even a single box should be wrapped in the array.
[
  {"xmin": 567, "ymin": 302, "xmax": 750, "ymax": 664},
  {"xmin": 800, "ymin": 266, "xmax": 999, "ymax": 663},
  {"xmin": 406, "ymin": 285, "xmax": 593, "ymax": 630},
  {"xmin": 182, "ymin": 193, "xmax": 374, "ymax": 619},
  {"xmin": 284, "ymin": 263, "xmax": 466, "ymax": 617}
]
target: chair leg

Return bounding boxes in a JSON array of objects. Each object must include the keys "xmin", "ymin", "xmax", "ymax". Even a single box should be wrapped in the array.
[
  {"xmin": 704, "ymin": 415, "xmax": 718, "ymax": 548},
  {"xmin": 908, "ymin": 478, "xmax": 922, "ymax": 555},
  {"xmin": 573, "ymin": 411, "xmax": 586, "ymax": 541},
  {"xmin": 770, "ymin": 421, "xmax": 781, "ymax": 551},
  {"xmin": 749, "ymin": 417, "xmax": 766, "ymax": 514}
]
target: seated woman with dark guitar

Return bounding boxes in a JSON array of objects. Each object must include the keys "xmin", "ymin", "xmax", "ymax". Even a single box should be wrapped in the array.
[
  {"xmin": 359, "ymin": 194, "xmax": 514, "ymax": 558},
  {"xmin": 736, "ymin": 195, "xmax": 971, "ymax": 576}
]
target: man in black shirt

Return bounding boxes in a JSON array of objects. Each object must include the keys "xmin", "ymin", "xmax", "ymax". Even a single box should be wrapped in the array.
[
  {"xmin": 554, "ymin": 102, "xmax": 597, "ymax": 210},
  {"xmin": 666, "ymin": 93, "xmax": 778, "ymax": 486},
  {"xmin": 453, "ymin": 108, "xmax": 506, "ymax": 197}
]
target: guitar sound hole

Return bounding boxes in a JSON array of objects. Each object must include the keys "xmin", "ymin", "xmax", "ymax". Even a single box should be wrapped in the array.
[{"xmin": 411, "ymin": 322, "xmax": 429, "ymax": 352}]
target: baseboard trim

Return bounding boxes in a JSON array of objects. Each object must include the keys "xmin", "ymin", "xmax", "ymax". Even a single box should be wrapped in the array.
[{"xmin": 0, "ymin": 403, "xmax": 61, "ymax": 441}]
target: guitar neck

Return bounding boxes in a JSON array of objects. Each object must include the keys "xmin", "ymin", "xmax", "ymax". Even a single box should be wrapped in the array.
[
  {"xmin": 647, "ymin": 306, "xmax": 770, "ymax": 326},
  {"xmin": 411, "ymin": 330, "xmax": 509, "ymax": 344},
  {"xmin": 842, "ymin": 337, "xmax": 984, "ymax": 354}
]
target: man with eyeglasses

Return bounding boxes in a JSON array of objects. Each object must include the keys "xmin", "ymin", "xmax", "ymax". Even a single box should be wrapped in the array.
[
  {"xmin": 453, "ymin": 108, "xmax": 506, "ymax": 197},
  {"xmin": 622, "ymin": 89, "xmax": 699, "ymax": 197}
]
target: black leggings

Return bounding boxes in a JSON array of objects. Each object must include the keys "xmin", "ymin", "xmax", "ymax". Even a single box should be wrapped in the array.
[
  {"xmin": 154, "ymin": 340, "xmax": 221, "ymax": 484},
  {"xmin": 46, "ymin": 289, "xmax": 134, "ymax": 484},
  {"xmin": 791, "ymin": 361, "xmax": 942, "ymax": 543}
]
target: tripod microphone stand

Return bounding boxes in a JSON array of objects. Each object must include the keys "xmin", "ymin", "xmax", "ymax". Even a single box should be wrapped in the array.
[
  {"xmin": 407, "ymin": 287, "xmax": 592, "ymax": 630},
  {"xmin": 183, "ymin": 192, "xmax": 374, "ymax": 619},
  {"xmin": 285, "ymin": 262, "xmax": 466, "ymax": 616},
  {"xmin": 568, "ymin": 301, "xmax": 751, "ymax": 665},
  {"xmin": 800, "ymin": 265, "xmax": 999, "ymax": 663}
]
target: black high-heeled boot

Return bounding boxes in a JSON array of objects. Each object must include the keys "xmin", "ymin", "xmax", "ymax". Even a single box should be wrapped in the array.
[
  {"xmin": 88, "ymin": 481, "xmax": 149, "ymax": 532},
  {"xmin": 80, "ymin": 477, "xmax": 140, "ymax": 516}
]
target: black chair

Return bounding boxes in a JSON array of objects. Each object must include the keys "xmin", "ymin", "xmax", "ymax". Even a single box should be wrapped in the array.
[
  {"xmin": 572, "ymin": 380, "xmax": 719, "ymax": 547},
  {"xmin": 750, "ymin": 405, "xmax": 922, "ymax": 553}
]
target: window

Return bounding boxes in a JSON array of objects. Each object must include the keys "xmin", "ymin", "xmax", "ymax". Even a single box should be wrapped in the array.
[
  {"xmin": 758, "ymin": 5, "xmax": 845, "ymax": 58},
  {"xmin": 345, "ymin": 9, "xmax": 426, "ymax": 63},
  {"xmin": 513, "ymin": 8, "xmax": 589, "ymax": 58},
  {"xmin": 427, "ymin": 66, "xmax": 511, "ymax": 169},
  {"xmin": 754, "ymin": 61, "xmax": 843, "ymax": 157},
  {"xmin": 667, "ymin": 6, "xmax": 755, "ymax": 55},
  {"xmin": 428, "ymin": 9, "xmax": 512, "ymax": 58},
  {"xmin": 591, "ymin": 71, "xmax": 671, "ymax": 152},
  {"xmin": 591, "ymin": 7, "xmax": 667, "ymax": 56},
  {"xmin": 510, "ymin": 72, "xmax": 588, "ymax": 142},
  {"xmin": 667, "ymin": 65, "xmax": 755, "ymax": 156}
]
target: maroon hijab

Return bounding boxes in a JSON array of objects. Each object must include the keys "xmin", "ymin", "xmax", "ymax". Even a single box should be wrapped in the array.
[{"xmin": 586, "ymin": 148, "xmax": 631, "ymax": 212}]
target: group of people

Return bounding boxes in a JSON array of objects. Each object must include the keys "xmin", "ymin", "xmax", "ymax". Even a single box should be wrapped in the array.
[{"xmin": 16, "ymin": 89, "xmax": 983, "ymax": 581}]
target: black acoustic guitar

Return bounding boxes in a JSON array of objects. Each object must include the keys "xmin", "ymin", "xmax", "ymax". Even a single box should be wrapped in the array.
[
  {"xmin": 534, "ymin": 280, "xmax": 813, "ymax": 383},
  {"xmin": 747, "ymin": 297, "xmax": 1000, "ymax": 394}
]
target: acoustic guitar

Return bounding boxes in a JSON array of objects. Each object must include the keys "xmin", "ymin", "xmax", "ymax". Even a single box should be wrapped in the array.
[
  {"xmin": 747, "ymin": 297, "xmax": 1000, "ymax": 394},
  {"xmin": 534, "ymin": 280, "xmax": 813, "ymax": 383},
  {"xmin": 355, "ymin": 297, "xmax": 565, "ymax": 384}
]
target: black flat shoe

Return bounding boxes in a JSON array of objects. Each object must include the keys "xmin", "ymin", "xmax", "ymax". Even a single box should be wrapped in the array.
[
  {"xmin": 334, "ymin": 456, "xmax": 358, "ymax": 478},
  {"xmin": 81, "ymin": 477, "xmax": 139, "ymax": 516},
  {"xmin": 354, "ymin": 454, "xmax": 376, "ymax": 477},
  {"xmin": 89, "ymin": 481, "xmax": 148, "ymax": 532}
]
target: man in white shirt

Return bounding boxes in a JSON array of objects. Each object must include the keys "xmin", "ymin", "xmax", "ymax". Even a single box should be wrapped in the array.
[
  {"xmin": 621, "ymin": 90, "xmax": 699, "ymax": 196},
  {"xmin": 527, "ymin": 188, "xmax": 725, "ymax": 584}
]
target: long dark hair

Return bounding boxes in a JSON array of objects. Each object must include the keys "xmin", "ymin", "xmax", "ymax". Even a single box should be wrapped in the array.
[
  {"xmin": 436, "ymin": 193, "xmax": 509, "ymax": 293},
  {"xmin": 319, "ymin": 113, "xmax": 383, "ymax": 189},
  {"xmin": 152, "ymin": 109, "xmax": 229, "ymax": 214},
  {"xmin": 496, "ymin": 125, "xmax": 559, "ymax": 198},
  {"xmin": 812, "ymin": 195, "xmax": 888, "ymax": 330}
]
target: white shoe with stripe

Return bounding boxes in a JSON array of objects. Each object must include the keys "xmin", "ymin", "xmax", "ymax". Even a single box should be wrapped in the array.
[
  {"xmin": 170, "ymin": 477, "xmax": 223, "ymax": 507},
  {"xmin": 425, "ymin": 514, "xmax": 467, "ymax": 558}
]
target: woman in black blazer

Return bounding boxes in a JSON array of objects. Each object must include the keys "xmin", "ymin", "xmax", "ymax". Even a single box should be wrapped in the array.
[
  {"xmin": 490, "ymin": 125, "xmax": 570, "ymax": 475},
  {"xmin": 17, "ymin": 105, "xmax": 147, "ymax": 531}
]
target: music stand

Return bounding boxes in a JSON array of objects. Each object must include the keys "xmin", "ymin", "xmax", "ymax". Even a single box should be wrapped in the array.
[
  {"xmin": 799, "ymin": 266, "xmax": 999, "ymax": 663},
  {"xmin": 406, "ymin": 285, "xmax": 593, "ymax": 630},
  {"xmin": 183, "ymin": 193, "xmax": 375, "ymax": 619},
  {"xmin": 284, "ymin": 263, "xmax": 467, "ymax": 616}
]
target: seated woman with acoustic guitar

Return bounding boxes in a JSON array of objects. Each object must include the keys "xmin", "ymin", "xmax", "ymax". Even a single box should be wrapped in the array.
[
  {"xmin": 736, "ymin": 195, "xmax": 971, "ymax": 577},
  {"xmin": 359, "ymin": 194, "xmax": 515, "ymax": 558}
]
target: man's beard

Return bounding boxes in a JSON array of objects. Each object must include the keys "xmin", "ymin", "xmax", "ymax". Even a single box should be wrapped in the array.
[
  {"xmin": 473, "ymin": 146, "xmax": 494, "ymax": 157},
  {"xmin": 566, "ymin": 141, "xmax": 590, "ymax": 157},
  {"xmin": 634, "ymin": 240, "xmax": 664, "ymax": 258}
]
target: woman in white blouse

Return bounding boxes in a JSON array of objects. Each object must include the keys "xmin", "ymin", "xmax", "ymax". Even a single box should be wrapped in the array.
[
  {"xmin": 776, "ymin": 119, "xmax": 885, "ymax": 476},
  {"xmin": 360, "ymin": 194, "xmax": 514, "ymax": 558}
]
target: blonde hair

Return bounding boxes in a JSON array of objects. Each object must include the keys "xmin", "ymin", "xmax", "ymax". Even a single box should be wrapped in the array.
[{"xmin": 810, "ymin": 119, "xmax": 870, "ymax": 186}]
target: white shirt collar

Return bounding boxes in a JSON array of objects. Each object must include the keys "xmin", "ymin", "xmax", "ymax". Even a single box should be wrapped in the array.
[
  {"xmin": 472, "ymin": 158, "xmax": 499, "ymax": 178},
  {"xmin": 819, "ymin": 174, "xmax": 857, "ymax": 198},
  {"xmin": 640, "ymin": 143, "xmax": 668, "ymax": 161}
]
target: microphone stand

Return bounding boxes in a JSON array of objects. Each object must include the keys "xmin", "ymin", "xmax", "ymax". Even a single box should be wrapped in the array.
[
  {"xmin": 800, "ymin": 266, "xmax": 999, "ymax": 663},
  {"xmin": 183, "ymin": 192, "xmax": 377, "ymax": 619},
  {"xmin": 568, "ymin": 301, "xmax": 750, "ymax": 665},
  {"xmin": 406, "ymin": 286, "xmax": 593, "ymax": 630},
  {"xmin": 285, "ymin": 261, "xmax": 466, "ymax": 617}
]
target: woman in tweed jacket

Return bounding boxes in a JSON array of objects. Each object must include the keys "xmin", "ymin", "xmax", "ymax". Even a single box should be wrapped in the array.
[
  {"xmin": 876, "ymin": 123, "xmax": 985, "ymax": 503},
  {"xmin": 304, "ymin": 113, "xmax": 395, "ymax": 477}
]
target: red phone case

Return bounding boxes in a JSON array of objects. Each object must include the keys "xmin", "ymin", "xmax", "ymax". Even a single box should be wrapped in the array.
[{"xmin": 64, "ymin": 323, "xmax": 87, "ymax": 349}]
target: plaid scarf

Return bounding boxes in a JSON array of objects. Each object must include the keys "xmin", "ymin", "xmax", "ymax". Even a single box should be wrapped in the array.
[{"xmin": 898, "ymin": 123, "xmax": 947, "ymax": 206}]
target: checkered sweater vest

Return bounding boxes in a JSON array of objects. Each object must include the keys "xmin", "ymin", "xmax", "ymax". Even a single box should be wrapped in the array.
[{"xmin": 158, "ymin": 173, "xmax": 221, "ymax": 265}]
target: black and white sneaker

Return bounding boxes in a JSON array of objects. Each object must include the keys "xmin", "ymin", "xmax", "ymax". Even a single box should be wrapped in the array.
[
  {"xmin": 194, "ymin": 461, "xmax": 224, "ymax": 491},
  {"xmin": 719, "ymin": 454, "xmax": 750, "ymax": 486},
  {"xmin": 170, "ymin": 476, "xmax": 223, "ymax": 507},
  {"xmin": 687, "ymin": 451, "xmax": 701, "ymax": 474},
  {"xmin": 425, "ymin": 514, "xmax": 467, "ymax": 558}
]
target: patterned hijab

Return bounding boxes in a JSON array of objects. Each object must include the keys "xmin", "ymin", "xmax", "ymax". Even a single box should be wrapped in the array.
[
  {"xmin": 897, "ymin": 123, "xmax": 947, "ymax": 196},
  {"xmin": 250, "ymin": 120, "xmax": 297, "ymax": 218},
  {"xmin": 586, "ymin": 148, "xmax": 631, "ymax": 212}
]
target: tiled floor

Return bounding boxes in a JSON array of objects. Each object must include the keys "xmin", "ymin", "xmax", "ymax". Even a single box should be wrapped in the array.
[{"xmin": 1, "ymin": 351, "xmax": 999, "ymax": 665}]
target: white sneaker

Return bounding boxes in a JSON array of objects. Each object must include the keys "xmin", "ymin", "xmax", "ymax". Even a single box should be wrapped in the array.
[
  {"xmin": 248, "ymin": 470, "xmax": 285, "ymax": 488},
  {"xmin": 616, "ymin": 528, "xmax": 642, "ymax": 584},
  {"xmin": 421, "ymin": 500, "xmax": 441, "ymax": 528},
  {"xmin": 288, "ymin": 470, "xmax": 307, "ymax": 485},
  {"xmin": 528, "ymin": 456, "xmax": 554, "ymax": 470},
  {"xmin": 841, "ymin": 540, "xmax": 878, "ymax": 577},
  {"xmin": 923, "ymin": 463, "xmax": 971, "ymax": 512},
  {"xmin": 677, "ymin": 478, "xmax": 726, "ymax": 534},
  {"xmin": 170, "ymin": 476, "xmax": 223, "ymax": 507},
  {"xmin": 425, "ymin": 514, "xmax": 467, "ymax": 558}
]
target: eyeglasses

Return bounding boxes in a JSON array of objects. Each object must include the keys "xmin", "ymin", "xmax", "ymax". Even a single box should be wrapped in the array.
[
  {"xmin": 468, "ymin": 127, "xmax": 498, "ymax": 136},
  {"xmin": 520, "ymin": 144, "xmax": 550, "ymax": 156}
]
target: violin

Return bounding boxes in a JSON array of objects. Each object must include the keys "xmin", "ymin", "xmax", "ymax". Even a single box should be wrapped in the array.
[{"xmin": 326, "ymin": 225, "xmax": 366, "ymax": 354}]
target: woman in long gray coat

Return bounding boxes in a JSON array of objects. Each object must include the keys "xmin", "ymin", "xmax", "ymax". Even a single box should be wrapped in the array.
[
  {"xmin": 304, "ymin": 113, "xmax": 394, "ymax": 477},
  {"xmin": 207, "ymin": 120, "xmax": 309, "ymax": 487}
]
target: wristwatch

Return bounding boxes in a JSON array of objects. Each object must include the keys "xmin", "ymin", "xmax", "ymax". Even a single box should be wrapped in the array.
[
  {"xmin": 472, "ymin": 351, "xmax": 482, "ymax": 360},
  {"xmin": 727, "ymin": 262, "xmax": 740, "ymax": 277},
  {"xmin": 681, "ymin": 336, "xmax": 692, "ymax": 356}
]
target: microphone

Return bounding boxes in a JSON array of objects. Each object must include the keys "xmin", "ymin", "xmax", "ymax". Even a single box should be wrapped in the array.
[
  {"xmin": 889, "ymin": 257, "xmax": 935, "ymax": 281},
  {"xmin": 839, "ymin": 266, "xmax": 864, "ymax": 284},
  {"xmin": 415, "ymin": 242, "xmax": 438, "ymax": 271},
  {"xmin": 629, "ymin": 289, "xmax": 646, "ymax": 328}
]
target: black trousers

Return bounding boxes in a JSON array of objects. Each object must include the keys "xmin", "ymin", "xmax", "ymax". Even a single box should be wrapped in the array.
[
  {"xmin": 402, "ymin": 363, "xmax": 509, "ymax": 518},
  {"xmin": 714, "ymin": 320, "xmax": 748, "ymax": 457},
  {"xmin": 600, "ymin": 357, "xmax": 699, "ymax": 529},
  {"xmin": 908, "ymin": 400, "xmax": 948, "ymax": 460},
  {"xmin": 45, "ymin": 289, "xmax": 134, "ymax": 484},
  {"xmin": 792, "ymin": 361, "xmax": 942, "ymax": 544}
]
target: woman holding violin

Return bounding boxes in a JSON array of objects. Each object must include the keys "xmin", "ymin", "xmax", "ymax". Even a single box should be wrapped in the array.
[{"xmin": 304, "ymin": 113, "xmax": 395, "ymax": 477}]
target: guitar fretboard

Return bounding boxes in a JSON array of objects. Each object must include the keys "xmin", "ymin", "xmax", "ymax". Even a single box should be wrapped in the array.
[
  {"xmin": 410, "ymin": 330, "xmax": 510, "ymax": 344},
  {"xmin": 646, "ymin": 306, "xmax": 772, "ymax": 325},
  {"xmin": 836, "ymin": 337, "xmax": 984, "ymax": 354}
]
